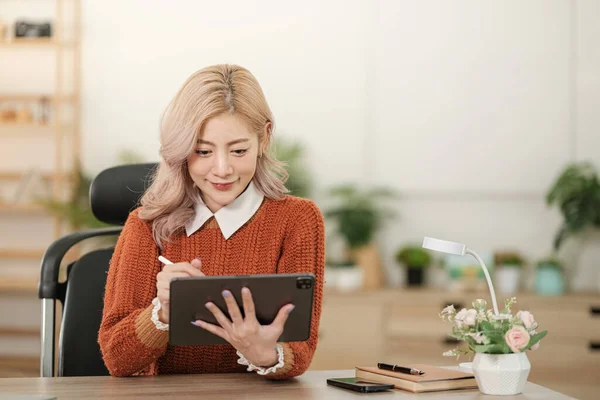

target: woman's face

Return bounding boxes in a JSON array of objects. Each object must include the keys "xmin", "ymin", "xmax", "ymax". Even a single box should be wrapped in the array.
[{"xmin": 187, "ymin": 113, "xmax": 263, "ymax": 213}]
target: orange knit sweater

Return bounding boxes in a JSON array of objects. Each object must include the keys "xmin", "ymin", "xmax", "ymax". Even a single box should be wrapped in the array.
[{"xmin": 98, "ymin": 196, "xmax": 325, "ymax": 379}]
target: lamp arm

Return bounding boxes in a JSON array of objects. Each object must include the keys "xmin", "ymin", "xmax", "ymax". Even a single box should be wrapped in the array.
[{"xmin": 466, "ymin": 248, "xmax": 499, "ymax": 316}]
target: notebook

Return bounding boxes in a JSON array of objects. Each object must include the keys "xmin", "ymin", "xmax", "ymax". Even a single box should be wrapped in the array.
[{"xmin": 355, "ymin": 364, "xmax": 477, "ymax": 393}]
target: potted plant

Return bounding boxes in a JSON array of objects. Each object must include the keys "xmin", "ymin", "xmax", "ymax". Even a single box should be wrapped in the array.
[
  {"xmin": 440, "ymin": 297, "xmax": 548, "ymax": 395},
  {"xmin": 324, "ymin": 184, "xmax": 396, "ymax": 289},
  {"xmin": 395, "ymin": 245, "xmax": 432, "ymax": 286},
  {"xmin": 546, "ymin": 161, "xmax": 600, "ymax": 291},
  {"xmin": 493, "ymin": 251, "xmax": 525, "ymax": 294},
  {"xmin": 534, "ymin": 257, "xmax": 565, "ymax": 296},
  {"xmin": 325, "ymin": 259, "xmax": 363, "ymax": 292},
  {"xmin": 546, "ymin": 161, "xmax": 600, "ymax": 250}
]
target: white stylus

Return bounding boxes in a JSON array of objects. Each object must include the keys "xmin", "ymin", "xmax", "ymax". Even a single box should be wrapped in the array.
[{"xmin": 158, "ymin": 255, "xmax": 173, "ymax": 265}]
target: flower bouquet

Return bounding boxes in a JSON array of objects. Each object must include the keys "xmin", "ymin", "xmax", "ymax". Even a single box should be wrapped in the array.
[{"xmin": 439, "ymin": 297, "xmax": 548, "ymax": 395}]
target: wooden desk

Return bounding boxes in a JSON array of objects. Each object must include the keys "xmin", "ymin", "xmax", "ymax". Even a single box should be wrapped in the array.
[
  {"xmin": 0, "ymin": 370, "xmax": 574, "ymax": 399},
  {"xmin": 314, "ymin": 289, "xmax": 599, "ymax": 399}
]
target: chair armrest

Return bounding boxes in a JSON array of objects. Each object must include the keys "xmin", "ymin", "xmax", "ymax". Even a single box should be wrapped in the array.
[{"xmin": 38, "ymin": 227, "xmax": 123, "ymax": 299}]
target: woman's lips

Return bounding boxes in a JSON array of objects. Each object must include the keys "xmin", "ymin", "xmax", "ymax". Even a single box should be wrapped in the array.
[{"xmin": 211, "ymin": 182, "xmax": 234, "ymax": 191}]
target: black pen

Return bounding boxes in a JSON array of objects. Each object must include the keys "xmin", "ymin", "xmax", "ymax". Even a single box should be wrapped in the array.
[{"xmin": 377, "ymin": 363, "xmax": 425, "ymax": 375}]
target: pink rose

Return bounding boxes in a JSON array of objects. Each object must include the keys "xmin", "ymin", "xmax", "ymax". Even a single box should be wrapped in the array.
[
  {"xmin": 505, "ymin": 326, "xmax": 531, "ymax": 353},
  {"xmin": 516, "ymin": 310, "xmax": 535, "ymax": 329}
]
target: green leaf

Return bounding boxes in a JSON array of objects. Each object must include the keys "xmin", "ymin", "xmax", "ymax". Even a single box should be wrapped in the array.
[
  {"xmin": 480, "ymin": 321, "xmax": 495, "ymax": 332},
  {"xmin": 484, "ymin": 332, "xmax": 505, "ymax": 343},
  {"xmin": 523, "ymin": 331, "xmax": 548, "ymax": 351},
  {"xmin": 474, "ymin": 344, "xmax": 504, "ymax": 354},
  {"xmin": 546, "ymin": 161, "xmax": 600, "ymax": 250},
  {"xmin": 273, "ymin": 136, "xmax": 312, "ymax": 198}
]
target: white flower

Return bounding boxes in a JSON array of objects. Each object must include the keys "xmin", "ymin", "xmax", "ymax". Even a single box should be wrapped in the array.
[
  {"xmin": 442, "ymin": 305, "xmax": 456, "ymax": 315},
  {"xmin": 455, "ymin": 308, "xmax": 478, "ymax": 327},
  {"xmin": 472, "ymin": 299, "xmax": 487, "ymax": 311},
  {"xmin": 469, "ymin": 332, "xmax": 490, "ymax": 345},
  {"xmin": 516, "ymin": 310, "xmax": 536, "ymax": 329},
  {"xmin": 443, "ymin": 349, "xmax": 458, "ymax": 357},
  {"xmin": 477, "ymin": 310, "xmax": 487, "ymax": 322}
]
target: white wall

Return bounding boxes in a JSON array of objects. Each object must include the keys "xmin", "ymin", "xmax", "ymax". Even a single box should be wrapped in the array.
[
  {"xmin": 81, "ymin": 0, "xmax": 371, "ymax": 186},
  {"xmin": 2, "ymin": 0, "xmax": 599, "ymax": 290}
]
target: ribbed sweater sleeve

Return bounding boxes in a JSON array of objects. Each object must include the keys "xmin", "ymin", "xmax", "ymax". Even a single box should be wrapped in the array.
[
  {"xmin": 98, "ymin": 209, "xmax": 168, "ymax": 376},
  {"xmin": 266, "ymin": 199, "xmax": 325, "ymax": 379}
]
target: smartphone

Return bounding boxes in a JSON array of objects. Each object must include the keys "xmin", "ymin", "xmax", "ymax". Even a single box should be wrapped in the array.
[{"xmin": 326, "ymin": 377, "xmax": 395, "ymax": 393}]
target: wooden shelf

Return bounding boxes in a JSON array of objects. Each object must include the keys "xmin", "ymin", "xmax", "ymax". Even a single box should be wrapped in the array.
[
  {"xmin": 0, "ymin": 171, "xmax": 74, "ymax": 181},
  {"xmin": 0, "ymin": 123, "xmax": 71, "ymax": 137},
  {"xmin": 0, "ymin": 123, "xmax": 54, "ymax": 128},
  {"xmin": 0, "ymin": 94, "xmax": 75, "ymax": 101},
  {"xmin": 0, "ymin": 38, "xmax": 71, "ymax": 48},
  {"xmin": 0, "ymin": 249, "xmax": 45, "ymax": 260},
  {"xmin": 0, "ymin": 276, "xmax": 38, "ymax": 294},
  {"xmin": 0, "ymin": 356, "xmax": 39, "ymax": 378},
  {"xmin": 0, "ymin": 327, "xmax": 39, "ymax": 338},
  {"xmin": 0, "ymin": 203, "xmax": 47, "ymax": 213}
]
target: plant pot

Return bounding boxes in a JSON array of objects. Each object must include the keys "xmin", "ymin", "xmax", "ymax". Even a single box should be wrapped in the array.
[
  {"xmin": 335, "ymin": 267, "xmax": 363, "ymax": 292},
  {"xmin": 324, "ymin": 267, "xmax": 339, "ymax": 289},
  {"xmin": 472, "ymin": 353, "xmax": 530, "ymax": 395},
  {"xmin": 567, "ymin": 229, "xmax": 600, "ymax": 292},
  {"xmin": 406, "ymin": 267, "xmax": 424, "ymax": 286},
  {"xmin": 351, "ymin": 244, "xmax": 383, "ymax": 290},
  {"xmin": 534, "ymin": 267, "xmax": 564, "ymax": 296},
  {"xmin": 496, "ymin": 266, "xmax": 521, "ymax": 294}
]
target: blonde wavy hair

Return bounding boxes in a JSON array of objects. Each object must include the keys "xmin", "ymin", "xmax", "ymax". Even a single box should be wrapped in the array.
[{"xmin": 139, "ymin": 64, "xmax": 288, "ymax": 248}]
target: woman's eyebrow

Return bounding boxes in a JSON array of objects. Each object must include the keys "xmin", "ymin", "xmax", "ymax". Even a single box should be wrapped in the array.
[{"xmin": 197, "ymin": 138, "xmax": 250, "ymax": 145}]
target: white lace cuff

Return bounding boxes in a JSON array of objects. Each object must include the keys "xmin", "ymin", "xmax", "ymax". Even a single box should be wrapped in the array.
[
  {"xmin": 236, "ymin": 344, "xmax": 285, "ymax": 375},
  {"xmin": 151, "ymin": 297, "xmax": 169, "ymax": 331}
]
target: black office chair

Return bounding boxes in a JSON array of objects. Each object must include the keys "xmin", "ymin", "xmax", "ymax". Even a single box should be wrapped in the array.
[{"xmin": 37, "ymin": 162, "xmax": 158, "ymax": 377}]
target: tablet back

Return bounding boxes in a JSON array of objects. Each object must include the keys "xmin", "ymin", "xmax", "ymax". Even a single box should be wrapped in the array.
[{"xmin": 168, "ymin": 273, "xmax": 315, "ymax": 346}]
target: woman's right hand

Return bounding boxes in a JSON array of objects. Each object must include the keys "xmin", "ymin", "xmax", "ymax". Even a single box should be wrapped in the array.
[{"xmin": 156, "ymin": 258, "xmax": 204, "ymax": 324}]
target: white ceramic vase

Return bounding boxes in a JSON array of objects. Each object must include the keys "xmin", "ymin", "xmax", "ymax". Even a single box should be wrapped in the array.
[
  {"xmin": 472, "ymin": 352, "xmax": 530, "ymax": 395},
  {"xmin": 335, "ymin": 267, "xmax": 363, "ymax": 292}
]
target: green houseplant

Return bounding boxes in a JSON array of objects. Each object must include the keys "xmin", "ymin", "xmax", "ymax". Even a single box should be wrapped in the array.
[
  {"xmin": 324, "ymin": 184, "xmax": 396, "ymax": 289},
  {"xmin": 273, "ymin": 136, "xmax": 312, "ymax": 198},
  {"xmin": 37, "ymin": 159, "xmax": 110, "ymax": 230},
  {"xmin": 38, "ymin": 150, "xmax": 145, "ymax": 231},
  {"xmin": 546, "ymin": 161, "xmax": 600, "ymax": 250},
  {"xmin": 395, "ymin": 245, "xmax": 432, "ymax": 286}
]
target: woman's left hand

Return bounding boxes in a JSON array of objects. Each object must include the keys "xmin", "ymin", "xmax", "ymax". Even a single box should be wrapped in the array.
[{"xmin": 192, "ymin": 287, "xmax": 295, "ymax": 367}]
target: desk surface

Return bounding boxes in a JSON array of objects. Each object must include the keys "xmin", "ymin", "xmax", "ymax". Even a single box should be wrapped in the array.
[{"xmin": 0, "ymin": 370, "xmax": 574, "ymax": 400}]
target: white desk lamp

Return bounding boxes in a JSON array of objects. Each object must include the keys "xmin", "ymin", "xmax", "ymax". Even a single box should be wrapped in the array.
[{"xmin": 422, "ymin": 236, "xmax": 499, "ymax": 316}]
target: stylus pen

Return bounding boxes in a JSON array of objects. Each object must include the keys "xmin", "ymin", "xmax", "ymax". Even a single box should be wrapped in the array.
[
  {"xmin": 377, "ymin": 363, "xmax": 424, "ymax": 375},
  {"xmin": 158, "ymin": 256, "xmax": 173, "ymax": 265}
]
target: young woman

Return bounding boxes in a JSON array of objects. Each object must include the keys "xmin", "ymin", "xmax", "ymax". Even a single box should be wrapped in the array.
[{"xmin": 98, "ymin": 64, "xmax": 325, "ymax": 379}]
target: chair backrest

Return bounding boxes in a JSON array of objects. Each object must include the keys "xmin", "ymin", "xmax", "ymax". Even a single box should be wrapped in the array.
[
  {"xmin": 59, "ymin": 250, "xmax": 113, "ymax": 376},
  {"xmin": 39, "ymin": 163, "xmax": 158, "ymax": 377},
  {"xmin": 90, "ymin": 163, "xmax": 158, "ymax": 225}
]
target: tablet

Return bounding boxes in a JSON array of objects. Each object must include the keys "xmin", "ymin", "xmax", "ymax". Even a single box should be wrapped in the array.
[{"xmin": 168, "ymin": 273, "xmax": 315, "ymax": 346}]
